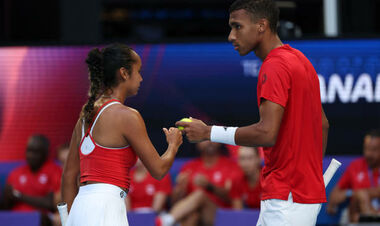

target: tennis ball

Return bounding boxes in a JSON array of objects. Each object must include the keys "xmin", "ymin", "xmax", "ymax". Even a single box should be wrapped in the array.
[{"xmin": 178, "ymin": 118, "xmax": 192, "ymax": 131}]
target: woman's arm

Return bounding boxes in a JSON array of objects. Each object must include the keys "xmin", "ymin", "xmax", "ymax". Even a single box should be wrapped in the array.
[
  {"xmin": 122, "ymin": 108, "xmax": 182, "ymax": 180},
  {"xmin": 125, "ymin": 196, "xmax": 131, "ymax": 211},
  {"xmin": 61, "ymin": 119, "xmax": 81, "ymax": 211}
]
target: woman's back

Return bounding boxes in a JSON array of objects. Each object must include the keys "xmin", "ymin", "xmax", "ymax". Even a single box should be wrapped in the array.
[
  {"xmin": 84, "ymin": 99, "xmax": 132, "ymax": 149},
  {"xmin": 79, "ymin": 99, "xmax": 137, "ymax": 190}
]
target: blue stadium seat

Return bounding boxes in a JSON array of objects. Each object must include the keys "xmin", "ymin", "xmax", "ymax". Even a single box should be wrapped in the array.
[
  {"xmin": 0, "ymin": 161, "xmax": 24, "ymax": 195},
  {"xmin": 127, "ymin": 211, "xmax": 155, "ymax": 226},
  {"xmin": 215, "ymin": 209, "xmax": 260, "ymax": 226},
  {"xmin": 0, "ymin": 211, "xmax": 40, "ymax": 226}
]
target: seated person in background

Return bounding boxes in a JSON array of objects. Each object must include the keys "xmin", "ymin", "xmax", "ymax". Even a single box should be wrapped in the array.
[
  {"xmin": 2, "ymin": 135, "xmax": 62, "ymax": 225},
  {"xmin": 56, "ymin": 142, "xmax": 70, "ymax": 167},
  {"xmin": 157, "ymin": 141, "xmax": 240, "ymax": 226},
  {"xmin": 327, "ymin": 129, "xmax": 380, "ymax": 222},
  {"xmin": 126, "ymin": 159, "xmax": 172, "ymax": 212},
  {"xmin": 230, "ymin": 146, "xmax": 261, "ymax": 209}
]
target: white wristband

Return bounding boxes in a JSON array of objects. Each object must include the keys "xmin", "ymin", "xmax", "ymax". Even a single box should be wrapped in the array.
[{"xmin": 210, "ymin": 126, "xmax": 238, "ymax": 145}]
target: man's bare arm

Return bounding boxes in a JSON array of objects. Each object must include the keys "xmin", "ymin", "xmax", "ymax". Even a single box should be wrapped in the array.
[
  {"xmin": 322, "ymin": 107, "xmax": 329, "ymax": 156},
  {"xmin": 235, "ymin": 99, "xmax": 284, "ymax": 147},
  {"xmin": 176, "ymin": 99, "xmax": 284, "ymax": 147}
]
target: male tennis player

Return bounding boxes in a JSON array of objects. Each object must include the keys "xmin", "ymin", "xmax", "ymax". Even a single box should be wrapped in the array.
[{"xmin": 176, "ymin": 0, "xmax": 329, "ymax": 225}]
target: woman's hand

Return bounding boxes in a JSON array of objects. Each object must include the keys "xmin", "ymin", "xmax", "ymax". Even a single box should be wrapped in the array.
[{"xmin": 163, "ymin": 127, "xmax": 183, "ymax": 148}]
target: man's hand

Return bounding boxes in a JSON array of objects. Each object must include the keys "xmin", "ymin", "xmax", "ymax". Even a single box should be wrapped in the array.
[
  {"xmin": 326, "ymin": 202, "xmax": 338, "ymax": 215},
  {"xmin": 3, "ymin": 185, "xmax": 16, "ymax": 202},
  {"xmin": 193, "ymin": 174, "xmax": 209, "ymax": 188},
  {"xmin": 175, "ymin": 117, "xmax": 211, "ymax": 143},
  {"xmin": 175, "ymin": 172, "xmax": 190, "ymax": 190}
]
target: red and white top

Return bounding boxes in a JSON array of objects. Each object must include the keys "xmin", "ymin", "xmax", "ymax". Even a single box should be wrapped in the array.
[
  {"xmin": 257, "ymin": 45, "xmax": 326, "ymax": 203},
  {"xmin": 338, "ymin": 158, "xmax": 380, "ymax": 190},
  {"xmin": 7, "ymin": 160, "xmax": 62, "ymax": 211},
  {"xmin": 180, "ymin": 157, "xmax": 240, "ymax": 207},
  {"xmin": 79, "ymin": 99, "xmax": 137, "ymax": 190},
  {"xmin": 230, "ymin": 172, "xmax": 261, "ymax": 209},
  {"xmin": 129, "ymin": 170, "xmax": 172, "ymax": 210}
]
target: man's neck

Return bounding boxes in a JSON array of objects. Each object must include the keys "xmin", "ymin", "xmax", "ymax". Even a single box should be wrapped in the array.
[
  {"xmin": 255, "ymin": 34, "xmax": 283, "ymax": 61},
  {"xmin": 202, "ymin": 155, "xmax": 219, "ymax": 168}
]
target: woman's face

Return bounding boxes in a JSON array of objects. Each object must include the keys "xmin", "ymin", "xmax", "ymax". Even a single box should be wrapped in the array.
[{"xmin": 125, "ymin": 51, "xmax": 143, "ymax": 97}]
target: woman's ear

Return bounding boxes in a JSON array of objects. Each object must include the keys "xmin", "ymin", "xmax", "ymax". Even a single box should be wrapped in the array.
[{"xmin": 119, "ymin": 67, "xmax": 130, "ymax": 80}]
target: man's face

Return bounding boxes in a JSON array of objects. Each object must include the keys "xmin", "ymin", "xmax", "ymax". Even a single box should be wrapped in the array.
[
  {"xmin": 363, "ymin": 135, "xmax": 380, "ymax": 168},
  {"xmin": 26, "ymin": 138, "xmax": 47, "ymax": 171},
  {"xmin": 196, "ymin": 140, "xmax": 221, "ymax": 156},
  {"xmin": 228, "ymin": 9, "xmax": 261, "ymax": 56}
]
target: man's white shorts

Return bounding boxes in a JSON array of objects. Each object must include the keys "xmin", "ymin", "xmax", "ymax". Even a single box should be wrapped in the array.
[
  {"xmin": 256, "ymin": 193, "xmax": 322, "ymax": 226},
  {"xmin": 66, "ymin": 183, "xmax": 129, "ymax": 226}
]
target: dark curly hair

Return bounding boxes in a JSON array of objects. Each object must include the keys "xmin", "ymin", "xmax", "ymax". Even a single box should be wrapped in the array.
[
  {"xmin": 366, "ymin": 129, "xmax": 380, "ymax": 138},
  {"xmin": 81, "ymin": 43, "xmax": 136, "ymax": 124},
  {"xmin": 229, "ymin": 0, "xmax": 279, "ymax": 33}
]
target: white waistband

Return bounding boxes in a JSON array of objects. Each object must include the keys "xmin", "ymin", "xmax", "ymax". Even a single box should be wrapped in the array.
[{"xmin": 78, "ymin": 183, "xmax": 127, "ymax": 199}]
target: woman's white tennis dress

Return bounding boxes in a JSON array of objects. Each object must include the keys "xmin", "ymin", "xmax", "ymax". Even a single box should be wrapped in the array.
[{"xmin": 66, "ymin": 183, "xmax": 129, "ymax": 226}]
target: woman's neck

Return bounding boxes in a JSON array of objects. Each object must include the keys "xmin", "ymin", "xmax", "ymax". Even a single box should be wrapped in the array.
[{"xmin": 102, "ymin": 87, "xmax": 127, "ymax": 103}]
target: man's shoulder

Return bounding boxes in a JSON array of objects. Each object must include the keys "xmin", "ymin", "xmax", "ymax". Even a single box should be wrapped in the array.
[
  {"xmin": 264, "ymin": 45, "xmax": 306, "ymax": 66},
  {"xmin": 8, "ymin": 164, "xmax": 29, "ymax": 178},
  {"xmin": 41, "ymin": 160, "xmax": 62, "ymax": 175},
  {"xmin": 181, "ymin": 158, "xmax": 202, "ymax": 171},
  {"xmin": 347, "ymin": 157, "xmax": 367, "ymax": 171},
  {"xmin": 261, "ymin": 53, "xmax": 290, "ymax": 74}
]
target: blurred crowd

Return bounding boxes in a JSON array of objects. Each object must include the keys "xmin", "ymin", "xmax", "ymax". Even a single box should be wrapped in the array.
[{"xmin": 0, "ymin": 129, "xmax": 379, "ymax": 226}]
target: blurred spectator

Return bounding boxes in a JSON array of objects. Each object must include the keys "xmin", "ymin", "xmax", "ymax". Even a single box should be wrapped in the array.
[
  {"xmin": 126, "ymin": 159, "xmax": 172, "ymax": 212},
  {"xmin": 327, "ymin": 129, "xmax": 380, "ymax": 222},
  {"xmin": 157, "ymin": 141, "xmax": 240, "ymax": 226},
  {"xmin": 1, "ymin": 135, "xmax": 62, "ymax": 226},
  {"xmin": 56, "ymin": 142, "xmax": 70, "ymax": 167},
  {"xmin": 230, "ymin": 146, "xmax": 261, "ymax": 209}
]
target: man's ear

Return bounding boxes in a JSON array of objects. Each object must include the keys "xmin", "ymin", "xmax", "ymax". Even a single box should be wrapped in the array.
[{"xmin": 257, "ymin": 18, "xmax": 268, "ymax": 33}]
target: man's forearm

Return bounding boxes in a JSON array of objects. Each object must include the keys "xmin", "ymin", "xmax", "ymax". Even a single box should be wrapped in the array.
[
  {"xmin": 1, "ymin": 185, "xmax": 15, "ymax": 209},
  {"xmin": 18, "ymin": 193, "xmax": 54, "ymax": 211},
  {"xmin": 367, "ymin": 187, "xmax": 380, "ymax": 199},
  {"xmin": 206, "ymin": 183, "xmax": 230, "ymax": 204},
  {"xmin": 322, "ymin": 126, "xmax": 329, "ymax": 156},
  {"xmin": 171, "ymin": 186, "xmax": 187, "ymax": 204},
  {"xmin": 322, "ymin": 107, "xmax": 329, "ymax": 156},
  {"xmin": 235, "ymin": 123, "xmax": 277, "ymax": 147}
]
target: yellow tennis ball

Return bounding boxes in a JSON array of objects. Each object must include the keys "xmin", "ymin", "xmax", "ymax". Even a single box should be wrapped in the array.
[{"xmin": 178, "ymin": 118, "xmax": 192, "ymax": 131}]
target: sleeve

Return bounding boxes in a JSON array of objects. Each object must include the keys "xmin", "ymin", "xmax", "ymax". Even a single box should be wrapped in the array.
[
  {"xmin": 157, "ymin": 173, "xmax": 172, "ymax": 194},
  {"xmin": 257, "ymin": 58, "xmax": 291, "ymax": 108},
  {"xmin": 180, "ymin": 161, "xmax": 192, "ymax": 173},
  {"xmin": 6, "ymin": 170, "xmax": 17, "ymax": 186},
  {"xmin": 337, "ymin": 164, "xmax": 352, "ymax": 190}
]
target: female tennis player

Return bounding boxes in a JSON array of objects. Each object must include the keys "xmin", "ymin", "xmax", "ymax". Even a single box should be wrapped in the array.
[{"xmin": 61, "ymin": 43, "xmax": 182, "ymax": 226}]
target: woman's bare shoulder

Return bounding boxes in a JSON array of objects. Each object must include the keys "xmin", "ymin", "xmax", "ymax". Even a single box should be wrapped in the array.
[{"xmin": 111, "ymin": 104, "xmax": 143, "ymax": 124}]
